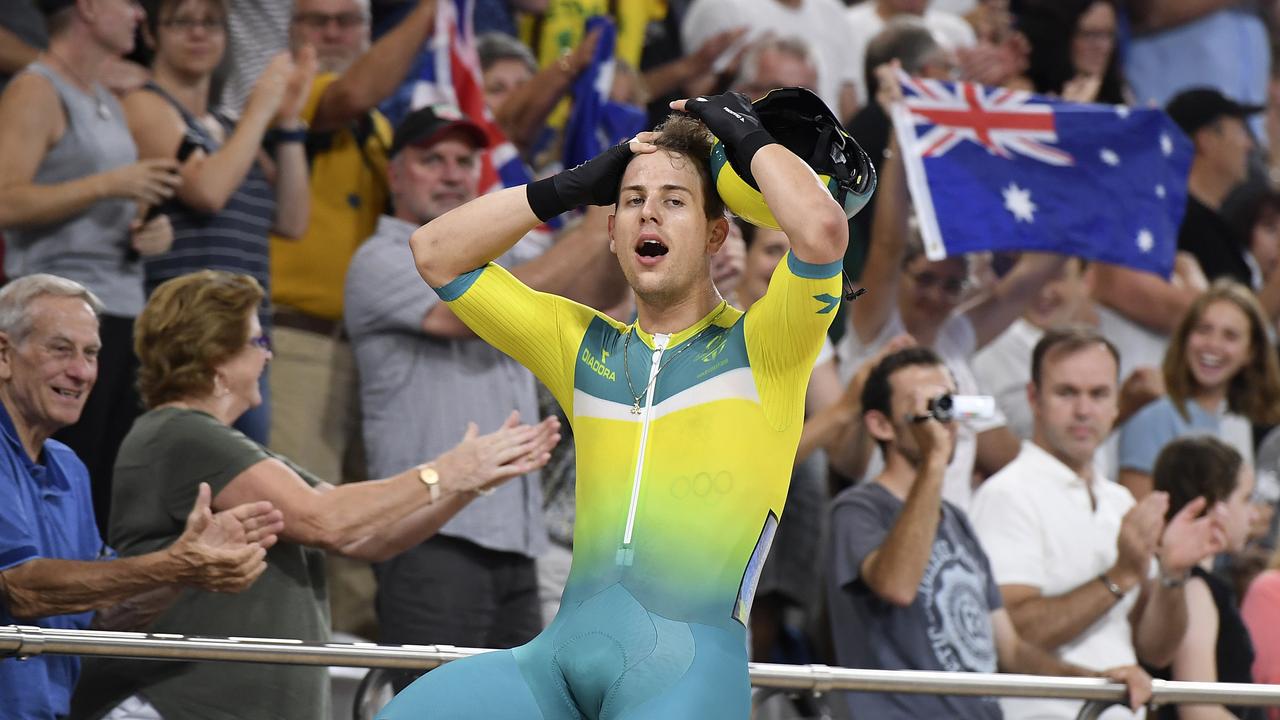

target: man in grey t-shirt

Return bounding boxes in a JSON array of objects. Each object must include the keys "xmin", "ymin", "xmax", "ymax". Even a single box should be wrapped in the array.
[{"xmin": 826, "ymin": 347, "xmax": 1151, "ymax": 720}]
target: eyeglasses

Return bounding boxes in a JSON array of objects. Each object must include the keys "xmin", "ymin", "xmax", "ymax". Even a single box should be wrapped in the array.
[
  {"xmin": 161, "ymin": 17, "xmax": 226, "ymax": 32},
  {"xmin": 292, "ymin": 12, "xmax": 368, "ymax": 30},
  {"xmin": 908, "ymin": 270, "xmax": 968, "ymax": 298},
  {"xmin": 248, "ymin": 335, "xmax": 272, "ymax": 352}
]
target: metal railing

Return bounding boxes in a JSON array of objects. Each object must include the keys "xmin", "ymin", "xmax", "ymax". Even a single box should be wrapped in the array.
[{"xmin": 3, "ymin": 624, "xmax": 1279, "ymax": 707}]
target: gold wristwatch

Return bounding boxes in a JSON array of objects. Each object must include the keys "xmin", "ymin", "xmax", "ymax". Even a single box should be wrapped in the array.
[{"xmin": 417, "ymin": 464, "xmax": 441, "ymax": 504}]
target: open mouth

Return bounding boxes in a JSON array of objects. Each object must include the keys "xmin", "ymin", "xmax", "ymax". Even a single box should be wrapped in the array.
[
  {"xmin": 52, "ymin": 387, "xmax": 82, "ymax": 400},
  {"xmin": 1195, "ymin": 352, "xmax": 1226, "ymax": 372},
  {"xmin": 635, "ymin": 237, "xmax": 669, "ymax": 258}
]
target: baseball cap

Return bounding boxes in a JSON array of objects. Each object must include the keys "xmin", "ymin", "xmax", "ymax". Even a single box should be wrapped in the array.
[
  {"xmin": 1165, "ymin": 88, "xmax": 1264, "ymax": 137},
  {"xmin": 389, "ymin": 105, "xmax": 489, "ymax": 158}
]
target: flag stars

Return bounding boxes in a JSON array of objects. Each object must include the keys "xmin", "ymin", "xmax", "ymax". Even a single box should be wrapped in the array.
[
  {"xmin": 1115, "ymin": 106, "xmax": 1131, "ymax": 119},
  {"xmin": 1136, "ymin": 229, "xmax": 1155, "ymax": 253},
  {"xmin": 1100, "ymin": 148, "xmax": 1120, "ymax": 166},
  {"xmin": 1003, "ymin": 183, "xmax": 1037, "ymax": 223},
  {"xmin": 1156, "ymin": 184, "xmax": 1166, "ymax": 199},
  {"xmin": 1160, "ymin": 133, "xmax": 1174, "ymax": 156}
]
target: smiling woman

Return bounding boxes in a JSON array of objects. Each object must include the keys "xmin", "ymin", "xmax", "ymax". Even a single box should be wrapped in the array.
[{"xmin": 1118, "ymin": 280, "xmax": 1280, "ymax": 499}]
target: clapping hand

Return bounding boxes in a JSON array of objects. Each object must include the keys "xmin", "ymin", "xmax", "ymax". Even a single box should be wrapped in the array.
[
  {"xmin": 168, "ymin": 483, "xmax": 283, "ymax": 593},
  {"xmin": 435, "ymin": 411, "xmax": 563, "ymax": 495},
  {"xmin": 1158, "ymin": 495, "xmax": 1229, "ymax": 577}
]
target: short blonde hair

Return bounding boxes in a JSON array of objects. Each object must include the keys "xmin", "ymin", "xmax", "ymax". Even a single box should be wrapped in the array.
[{"xmin": 135, "ymin": 271, "xmax": 263, "ymax": 408}]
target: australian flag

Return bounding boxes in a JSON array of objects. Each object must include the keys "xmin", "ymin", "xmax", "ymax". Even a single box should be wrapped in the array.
[
  {"xmin": 561, "ymin": 16, "xmax": 647, "ymax": 170},
  {"xmin": 892, "ymin": 73, "xmax": 1194, "ymax": 278},
  {"xmin": 380, "ymin": 0, "xmax": 529, "ymax": 196}
]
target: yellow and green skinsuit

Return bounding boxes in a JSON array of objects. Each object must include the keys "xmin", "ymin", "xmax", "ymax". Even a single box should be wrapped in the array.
[{"xmin": 378, "ymin": 252, "xmax": 840, "ymax": 720}]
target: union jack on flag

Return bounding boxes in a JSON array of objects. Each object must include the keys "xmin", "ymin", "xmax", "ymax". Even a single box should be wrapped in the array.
[
  {"xmin": 380, "ymin": 0, "xmax": 530, "ymax": 196},
  {"xmin": 892, "ymin": 72, "xmax": 1193, "ymax": 277}
]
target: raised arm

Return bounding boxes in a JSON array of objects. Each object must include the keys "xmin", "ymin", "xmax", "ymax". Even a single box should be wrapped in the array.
[
  {"xmin": 123, "ymin": 53, "xmax": 299, "ymax": 217},
  {"xmin": 861, "ymin": 387, "xmax": 953, "ymax": 606},
  {"xmin": 265, "ymin": 48, "xmax": 316, "ymax": 238},
  {"xmin": 674, "ymin": 92, "xmax": 848, "ymax": 265},
  {"xmin": 492, "ymin": 28, "xmax": 600, "ymax": 154},
  {"xmin": 411, "ymin": 133, "xmax": 658, "ymax": 288},
  {"xmin": 962, "ymin": 252, "xmax": 1068, "ymax": 350},
  {"xmin": 1133, "ymin": 497, "xmax": 1227, "ymax": 668},
  {"xmin": 310, "ymin": 0, "xmax": 436, "ymax": 133},
  {"xmin": 421, "ymin": 206, "xmax": 627, "ymax": 339},
  {"xmin": 213, "ymin": 413, "xmax": 560, "ymax": 562},
  {"xmin": 1092, "ymin": 261, "xmax": 1201, "ymax": 335}
]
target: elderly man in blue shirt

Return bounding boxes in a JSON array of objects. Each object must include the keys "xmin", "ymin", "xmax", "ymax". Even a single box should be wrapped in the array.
[{"xmin": 0, "ymin": 274, "xmax": 284, "ymax": 720}]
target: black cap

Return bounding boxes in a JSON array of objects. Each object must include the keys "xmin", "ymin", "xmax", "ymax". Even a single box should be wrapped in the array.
[
  {"xmin": 1165, "ymin": 87, "xmax": 1263, "ymax": 137},
  {"xmin": 38, "ymin": 0, "xmax": 77, "ymax": 15},
  {"xmin": 389, "ymin": 105, "xmax": 489, "ymax": 158}
]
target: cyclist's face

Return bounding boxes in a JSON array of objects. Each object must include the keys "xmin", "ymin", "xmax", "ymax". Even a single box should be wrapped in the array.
[{"xmin": 610, "ymin": 150, "xmax": 726, "ymax": 304}]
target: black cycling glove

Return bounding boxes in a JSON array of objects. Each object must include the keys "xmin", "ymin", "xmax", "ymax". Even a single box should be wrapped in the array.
[
  {"xmin": 682, "ymin": 91, "xmax": 775, "ymax": 175},
  {"xmin": 526, "ymin": 141, "xmax": 636, "ymax": 222}
]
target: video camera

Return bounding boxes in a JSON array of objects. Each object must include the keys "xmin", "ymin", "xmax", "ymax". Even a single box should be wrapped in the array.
[{"xmin": 923, "ymin": 394, "xmax": 996, "ymax": 424}]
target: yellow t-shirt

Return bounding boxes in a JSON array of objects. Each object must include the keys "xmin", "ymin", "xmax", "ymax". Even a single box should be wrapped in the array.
[
  {"xmin": 269, "ymin": 73, "xmax": 392, "ymax": 321},
  {"xmin": 436, "ymin": 252, "xmax": 841, "ymax": 629}
]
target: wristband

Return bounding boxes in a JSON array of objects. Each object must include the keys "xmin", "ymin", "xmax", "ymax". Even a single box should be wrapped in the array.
[
  {"xmin": 527, "ymin": 177, "xmax": 567, "ymax": 223},
  {"xmin": 729, "ymin": 129, "xmax": 774, "ymax": 177},
  {"xmin": 1098, "ymin": 573, "xmax": 1125, "ymax": 600},
  {"xmin": 1159, "ymin": 566, "xmax": 1190, "ymax": 589},
  {"xmin": 265, "ymin": 127, "xmax": 308, "ymax": 145}
]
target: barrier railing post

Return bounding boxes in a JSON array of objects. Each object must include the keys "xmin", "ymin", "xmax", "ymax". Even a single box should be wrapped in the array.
[{"xmin": 1, "ymin": 625, "xmax": 1277, "ymax": 708}]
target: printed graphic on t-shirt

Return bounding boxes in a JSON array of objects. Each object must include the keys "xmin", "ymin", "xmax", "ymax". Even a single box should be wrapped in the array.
[{"xmin": 922, "ymin": 537, "xmax": 997, "ymax": 673}]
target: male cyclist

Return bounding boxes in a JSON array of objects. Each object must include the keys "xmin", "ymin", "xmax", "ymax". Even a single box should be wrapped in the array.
[{"xmin": 378, "ymin": 90, "xmax": 857, "ymax": 719}]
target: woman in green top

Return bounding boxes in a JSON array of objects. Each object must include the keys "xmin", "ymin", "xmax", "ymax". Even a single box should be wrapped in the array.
[{"xmin": 73, "ymin": 270, "xmax": 560, "ymax": 720}]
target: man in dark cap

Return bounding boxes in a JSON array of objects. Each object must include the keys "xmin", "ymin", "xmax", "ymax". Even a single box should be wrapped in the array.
[
  {"xmin": 343, "ymin": 106, "xmax": 627, "ymax": 689},
  {"xmin": 1167, "ymin": 87, "xmax": 1263, "ymax": 288}
]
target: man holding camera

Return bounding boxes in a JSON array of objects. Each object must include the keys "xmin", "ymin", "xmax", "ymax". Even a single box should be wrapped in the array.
[
  {"xmin": 969, "ymin": 328, "xmax": 1227, "ymax": 720},
  {"xmin": 826, "ymin": 346, "xmax": 1151, "ymax": 720}
]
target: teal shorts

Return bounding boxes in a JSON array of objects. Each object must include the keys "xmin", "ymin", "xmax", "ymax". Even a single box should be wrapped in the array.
[{"xmin": 376, "ymin": 583, "xmax": 750, "ymax": 719}]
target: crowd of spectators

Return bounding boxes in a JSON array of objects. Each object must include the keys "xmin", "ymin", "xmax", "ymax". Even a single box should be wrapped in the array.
[{"xmin": 2, "ymin": 0, "xmax": 1280, "ymax": 718}]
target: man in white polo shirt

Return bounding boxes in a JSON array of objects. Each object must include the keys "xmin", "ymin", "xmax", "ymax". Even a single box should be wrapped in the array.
[{"xmin": 970, "ymin": 327, "xmax": 1229, "ymax": 720}]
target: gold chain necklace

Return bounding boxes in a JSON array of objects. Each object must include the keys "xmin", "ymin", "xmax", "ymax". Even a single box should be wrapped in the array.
[{"xmin": 621, "ymin": 303, "xmax": 729, "ymax": 415}]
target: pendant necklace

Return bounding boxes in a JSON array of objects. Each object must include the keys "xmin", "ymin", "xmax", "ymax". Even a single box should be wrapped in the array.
[
  {"xmin": 622, "ymin": 303, "xmax": 729, "ymax": 415},
  {"xmin": 45, "ymin": 51, "xmax": 110, "ymax": 121}
]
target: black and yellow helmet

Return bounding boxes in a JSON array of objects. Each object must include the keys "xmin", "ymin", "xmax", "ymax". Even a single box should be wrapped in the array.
[{"xmin": 709, "ymin": 87, "xmax": 876, "ymax": 230}]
